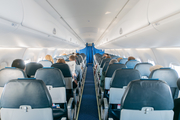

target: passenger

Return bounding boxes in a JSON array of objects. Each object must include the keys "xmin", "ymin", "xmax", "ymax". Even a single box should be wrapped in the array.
[
  {"xmin": 149, "ymin": 65, "xmax": 163, "ymax": 72},
  {"xmin": 117, "ymin": 57, "xmax": 123, "ymax": 62},
  {"xmin": 100, "ymin": 59, "xmax": 118, "ymax": 89},
  {"xmin": 11, "ymin": 59, "xmax": 25, "ymax": 70},
  {"xmin": 45, "ymin": 55, "xmax": 54, "ymax": 64},
  {"xmin": 56, "ymin": 58, "xmax": 66, "ymax": 64},
  {"xmin": 66, "ymin": 55, "xmax": 79, "ymax": 85},
  {"xmin": 128, "ymin": 56, "xmax": 135, "ymax": 61}
]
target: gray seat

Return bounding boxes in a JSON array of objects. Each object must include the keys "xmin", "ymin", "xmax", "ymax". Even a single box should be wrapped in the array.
[
  {"xmin": 0, "ymin": 67, "xmax": 26, "ymax": 100},
  {"xmin": 0, "ymin": 79, "xmax": 53, "ymax": 120},
  {"xmin": 51, "ymin": 63, "xmax": 78, "ymax": 119},
  {"xmin": 134, "ymin": 63, "xmax": 153, "ymax": 78},
  {"xmin": 39, "ymin": 60, "xmax": 52, "ymax": 67},
  {"xmin": 119, "ymin": 79, "xmax": 174, "ymax": 120},
  {"xmin": 35, "ymin": 67, "xmax": 74, "ymax": 120},
  {"xmin": 101, "ymin": 68, "xmax": 141, "ymax": 120},
  {"xmin": 25, "ymin": 62, "xmax": 43, "ymax": 78},
  {"xmin": 149, "ymin": 68, "xmax": 179, "ymax": 99},
  {"xmin": 125, "ymin": 60, "xmax": 139, "ymax": 69},
  {"xmin": 119, "ymin": 58, "xmax": 128, "ymax": 64},
  {"xmin": 104, "ymin": 63, "xmax": 126, "ymax": 90}
]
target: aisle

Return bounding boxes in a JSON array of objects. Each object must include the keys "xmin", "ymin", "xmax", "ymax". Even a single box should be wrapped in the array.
[{"xmin": 78, "ymin": 64, "xmax": 99, "ymax": 120}]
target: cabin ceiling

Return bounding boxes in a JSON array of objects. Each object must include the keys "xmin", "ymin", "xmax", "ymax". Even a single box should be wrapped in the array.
[{"xmin": 47, "ymin": 0, "xmax": 130, "ymax": 43}]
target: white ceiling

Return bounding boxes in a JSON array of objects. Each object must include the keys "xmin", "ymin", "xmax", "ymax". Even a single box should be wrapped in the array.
[{"xmin": 47, "ymin": 0, "xmax": 129, "ymax": 43}]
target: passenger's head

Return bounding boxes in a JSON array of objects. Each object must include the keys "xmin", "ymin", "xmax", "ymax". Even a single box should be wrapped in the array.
[
  {"xmin": 103, "ymin": 53, "xmax": 108, "ymax": 58},
  {"xmin": 76, "ymin": 53, "xmax": 80, "ymax": 56},
  {"xmin": 56, "ymin": 58, "xmax": 66, "ymax": 64},
  {"xmin": 62, "ymin": 53, "xmax": 67, "ymax": 56},
  {"xmin": 109, "ymin": 59, "xmax": 118, "ymax": 65},
  {"xmin": 117, "ymin": 57, "xmax": 123, "ymax": 62},
  {"xmin": 106, "ymin": 55, "xmax": 111, "ymax": 59},
  {"xmin": 11, "ymin": 59, "xmax": 25, "ymax": 70},
  {"xmin": 45, "ymin": 55, "xmax": 54, "ymax": 64},
  {"xmin": 128, "ymin": 56, "xmax": 135, "ymax": 61},
  {"xmin": 149, "ymin": 65, "xmax": 163, "ymax": 72},
  {"xmin": 69, "ymin": 55, "xmax": 76, "ymax": 61},
  {"xmin": 72, "ymin": 52, "xmax": 75, "ymax": 55}
]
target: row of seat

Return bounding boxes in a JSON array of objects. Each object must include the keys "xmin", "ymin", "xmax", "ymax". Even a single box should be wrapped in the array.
[
  {"xmin": 93, "ymin": 53, "xmax": 179, "ymax": 120},
  {"xmin": 0, "ymin": 53, "xmax": 87, "ymax": 120}
]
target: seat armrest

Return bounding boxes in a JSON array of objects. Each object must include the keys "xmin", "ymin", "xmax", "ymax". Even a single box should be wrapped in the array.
[
  {"xmin": 67, "ymin": 97, "xmax": 74, "ymax": 109},
  {"xmin": 67, "ymin": 97, "xmax": 74, "ymax": 120},
  {"xmin": 103, "ymin": 98, "xmax": 109, "ymax": 109}
]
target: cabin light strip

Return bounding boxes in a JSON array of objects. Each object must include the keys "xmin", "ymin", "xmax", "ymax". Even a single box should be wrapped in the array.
[
  {"xmin": 0, "ymin": 48, "xmax": 22, "ymax": 50},
  {"xmin": 136, "ymin": 48, "xmax": 150, "ymax": 50},
  {"xmin": 156, "ymin": 48, "xmax": 180, "ymax": 50}
]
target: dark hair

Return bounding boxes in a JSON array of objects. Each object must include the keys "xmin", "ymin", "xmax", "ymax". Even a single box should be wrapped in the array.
[
  {"xmin": 76, "ymin": 53, "xmax": 80, "ymax": 55},
  {"xmin": 69, "ymin": 55, "xmax": 76, "ymax": 61},
  {"xmin": 11, "ymin": 59, "xmax": 25, "ymax": 70},
  {"xmin": 128, "ymin": 56, "xmax": 135, "ymax": 61}
]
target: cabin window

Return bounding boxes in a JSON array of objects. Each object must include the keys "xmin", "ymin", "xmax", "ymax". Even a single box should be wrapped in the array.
[
  {"xmin": 0, "ymin": 62, "xmax": 8, "ymax": 69},
  {"xmin": 148, "ymin": 59, "xmax": 155, "ymax": 66},
  {"xmin": 136, "ymin": 58, "xmax": 142, "ymax": 62},
  {"xmin": 169, "ymin": 63, "xmax": 180, "ymax": 77},
  {"xmin": 37, "ymin": 57, "xmax": 43, "ymax": 62},
  {"xmin": 24, "ymin": 59, "xmax": 31, "ymax": 64}
]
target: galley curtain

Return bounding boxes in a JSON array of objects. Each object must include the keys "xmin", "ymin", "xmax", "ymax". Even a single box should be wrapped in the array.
[{"xmin": 76, "ymin": 43, "xmax": 104, "ymax": 66}]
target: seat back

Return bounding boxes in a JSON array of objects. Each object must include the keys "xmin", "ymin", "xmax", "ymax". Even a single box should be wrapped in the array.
[
  {"xmin": 134, "ymin": 63, "xmax": 153, "ymax": 78},
  {"xmin": 39, "ymin": 60, "xmax": 52, "ymax": 67},
  {"xmin": 25, "ymin": 62, "xmax": 43, "ymax": 78},
  {"xmin": 100, "ymin": 58, "xmax": 111, "ymax": 68},
  {"xmin": 119, "ymin": 58, "xmax": 128, "ymax": 64},
  {"xmin": 102, "ymin": 61, "xmax": 110, "ymax": 72},
  {"xmin": 104, "ymin": 64, "xmax": 126, "ymax": 90},
  {"xmin": 149, "ymin": 68, "xmax": 179, "ymax": 99},
  {"xmin": 125, "ymin": 60, "xmax": 139, "ymax": 68},
  {"xmin": 120, "ymin": 79, "xmax": 174, "ymax": 120},
  {"xmin": 0, "ymin": 67, "xmax": 26, "ymax": 99},
  {"xmin": 109, "ymin": 68, "xmax": 141, "ymax": 104},
  {"xmin": 1, "ymin": 79, "xmax": 53, "ymax": 120},
  {"xmin": 35, "ymin": 68, "xmax": 66, "ymax": 103},
  {"xmin": 51, "ymin": 63, "xmax": 72, "ymax": 89}
]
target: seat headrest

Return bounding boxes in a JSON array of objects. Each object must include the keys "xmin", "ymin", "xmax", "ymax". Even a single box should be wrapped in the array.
[
  {"xmin": 0, "ymin": 68, "xmax": 26, "ymax": 87},
  {"xmin": 106, "ymin": 64, "xmax": 126, "ymax": 77},
  {"xmin": 149, "ymin": 68, "xmax": 178, "ymax": 87},
  {"xmin": 1, "ymin": 79, "xmax": 52, "ymax": 108},
  {"xmin": 35, "ymin": 68, "xmax": 65, "ymax": 87},
  {"xmin": 51, "ymin": 63, "xmax": 72, "ymax": 77},
  {"xmin": 134, "ymin": 63, "xmax": 153, "ymax": 77},
  {"xmin": 125, "ymin": 60, "xmax": 139, "ymax": 69},
  {"xmin": 25, "ymin": 62, "xmax": 43, "ymax": 77},
  {"xmin": 119, "ymin": 58, "xmax": 128, "ymax": 64},
  {"xmin": 39, "ymin": 60, "xmax": 52, "ymax": 67},
  {"xmin": 121, "ymin": 79, "xmax": 174, "ymax": 110},
  {"xmin": 100, "ymin": 58, "xmax": 111, "ymax": 67},
  {"xmin": 111, "ymin": 69, "xmax": 141, "ymax": 88}
]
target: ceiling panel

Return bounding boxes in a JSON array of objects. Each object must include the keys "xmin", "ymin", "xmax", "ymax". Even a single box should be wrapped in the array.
[{"xmin": 47, "ymin": 0, "xmax": 128, "ymax": 43}]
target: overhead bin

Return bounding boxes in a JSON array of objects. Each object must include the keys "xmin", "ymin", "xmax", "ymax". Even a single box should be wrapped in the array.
[
  {"xmin": 148, "ymin": 0, "xmax": 180, "ymax": 23},
  {"xmin": 0, "ymin": 0, "xmax": 23, "ymax": 24},
  {"xmin": 21, "ymin": 0, "xmax": 68, "ymax": 40},
  {"xmin": 148, "ymin": 0, "xmax": 180, "ymax": 46},
  {"xmin": 100, "ymin": 0, "xmax": 150, "ymax": 43}
]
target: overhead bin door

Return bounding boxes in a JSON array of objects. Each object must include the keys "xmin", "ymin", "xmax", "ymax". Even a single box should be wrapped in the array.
[{"xmin": 0, "ymin": 0, "xmax": 23, "ymax": 24}]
